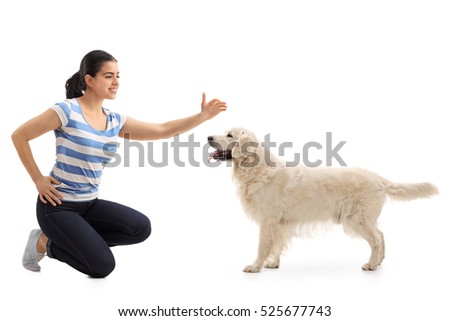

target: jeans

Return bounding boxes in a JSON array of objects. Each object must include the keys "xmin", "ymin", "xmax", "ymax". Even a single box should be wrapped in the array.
[{"xmin": 36, "ymin": 197, "xmax": 151, "ymax": 278}]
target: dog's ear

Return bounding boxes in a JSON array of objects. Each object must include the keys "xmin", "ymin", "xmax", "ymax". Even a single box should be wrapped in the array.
[{"xmin": 231, "ymin": 132, "xmax": 259, "ymax": 159}]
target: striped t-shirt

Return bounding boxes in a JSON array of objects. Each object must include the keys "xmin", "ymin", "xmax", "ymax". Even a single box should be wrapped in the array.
[{"xmin": 49, "ymin": 98, "xmax": 126, "ymax": 201}]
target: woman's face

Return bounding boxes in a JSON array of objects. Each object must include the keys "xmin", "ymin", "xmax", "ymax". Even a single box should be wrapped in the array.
[{"xmin": 86, "ymin": 60, "xmax": 120, "ymax": 100}]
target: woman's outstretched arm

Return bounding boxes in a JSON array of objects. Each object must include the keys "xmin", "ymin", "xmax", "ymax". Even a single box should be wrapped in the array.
[{"xmin": 119, "ymin": 93, "xmax": 227, "ymax": 140}]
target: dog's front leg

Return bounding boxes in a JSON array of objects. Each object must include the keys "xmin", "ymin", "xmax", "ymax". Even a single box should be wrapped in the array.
[{"xmin": 243, "ymin": 224, "xmax": 275, "ymax": 273}]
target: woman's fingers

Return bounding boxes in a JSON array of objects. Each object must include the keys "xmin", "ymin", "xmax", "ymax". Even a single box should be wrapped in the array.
[
  {"xmin": 200, "ymin": 93, "xmax": 227, "ymax": 120},
  {"xmin": 46, "ymin": 194, "xmax": 57, "ymax": 206},
  {"xmin": 43, "ymin": 191, "xmax": 61, "ymax": 206},
  {"xmin": 48, "ymin": 176, "xmax": 61, "ymax": 185},
  {"xmin": 202, "ymin": 92, "xmax": 207, "ymax": 105},
  {"xmin": 37, "ymin": 176, "xmax": 63, "ymax": 206},
  {"xmin": 39, "ymin": 194, "xmax": 47, "ymax": 204},
  {"xmin": 50, "ymin": 185, "xmax": 64, "ymax": 200}
]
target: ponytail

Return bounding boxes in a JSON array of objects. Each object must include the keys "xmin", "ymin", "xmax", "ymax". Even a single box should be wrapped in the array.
[{"xmin": 65, "ymin": 71, "xmax": 85, "ymax": 99}]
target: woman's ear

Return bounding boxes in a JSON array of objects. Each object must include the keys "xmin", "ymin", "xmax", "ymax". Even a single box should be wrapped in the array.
[{"xmin": 84, "ymin": 74, "xmax": 94, "ymax": 88}]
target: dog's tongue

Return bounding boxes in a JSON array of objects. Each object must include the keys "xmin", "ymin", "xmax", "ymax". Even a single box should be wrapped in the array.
[{"xmin": 208, "ymin": 150, "xmax": 223, "ymax": 162}]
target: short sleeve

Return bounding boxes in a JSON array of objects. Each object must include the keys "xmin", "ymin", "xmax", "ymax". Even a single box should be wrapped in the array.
[
  {"xmin": 119, "ymin": 113, "xmax": 127, "ymax": 130},
  {"xmin": 50, "ymin": 101, "xmax": 71, "ymax": 127}
]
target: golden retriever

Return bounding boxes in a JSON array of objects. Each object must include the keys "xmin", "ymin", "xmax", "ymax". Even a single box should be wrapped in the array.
[{"xmin": 208, "ymin": 128, "xmax": 439, "ymax": 272}]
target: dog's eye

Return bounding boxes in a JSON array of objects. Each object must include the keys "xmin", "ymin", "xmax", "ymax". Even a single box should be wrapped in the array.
[{"xmin": 227, "ymin": 133, "xmax": 233, "ymax": 138}]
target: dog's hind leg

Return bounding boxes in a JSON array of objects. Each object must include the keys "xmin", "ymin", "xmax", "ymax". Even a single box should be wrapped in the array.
[
  {"xmin": 343, "ymin": 209, "xmax": 383, "ymax": 271},
  {"xmin": 377, "ymin": 228, "xmax": 385, "ymax": 265},
  {"xmin": 244, "ymin": 223, "xmax": 280, "ymax": 273}
]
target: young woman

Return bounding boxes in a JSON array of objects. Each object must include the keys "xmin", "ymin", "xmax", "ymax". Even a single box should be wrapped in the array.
[{"xmin": 12, "ymin": 50, "xmax": 227, "ymax": 278}]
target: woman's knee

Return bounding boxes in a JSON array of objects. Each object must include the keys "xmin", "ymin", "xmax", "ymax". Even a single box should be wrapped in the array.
[
  {"xmin": 135, "ymin": 215, "xmax": 151, "ymax": 243},
  {"xmin": 88, "ymin": 252, "xmax": 116, "ymax": 278}
]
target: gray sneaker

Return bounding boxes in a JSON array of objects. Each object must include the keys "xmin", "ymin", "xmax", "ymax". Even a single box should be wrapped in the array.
[{"xmin": 22, "ymin": 229, "xmax": 45, "ymax": 272}]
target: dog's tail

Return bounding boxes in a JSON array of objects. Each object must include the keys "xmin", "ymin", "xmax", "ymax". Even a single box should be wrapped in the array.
[{"xmin": 383, "ymin": 181, "xmax": 439, "ymax": 201}]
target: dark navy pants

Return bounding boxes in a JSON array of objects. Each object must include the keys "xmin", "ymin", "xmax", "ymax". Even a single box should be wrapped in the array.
[{"xmin": 36, "ymin": 197, "xmax": 151, "ymax": 278}]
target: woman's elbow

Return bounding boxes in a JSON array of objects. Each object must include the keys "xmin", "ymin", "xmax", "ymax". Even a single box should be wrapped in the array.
[
  {"xmin": 11, "ymin": 128, "xmax": 27, "ymax": 146},
  {"xmin": 11, "ymin": 129, "xmax": 20, "ymax": 144}
]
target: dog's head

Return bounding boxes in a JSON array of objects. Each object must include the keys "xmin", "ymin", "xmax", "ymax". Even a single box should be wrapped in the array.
[{"xmin": 208, "ymin": 127, "xmax": 259, "ymax": 162}]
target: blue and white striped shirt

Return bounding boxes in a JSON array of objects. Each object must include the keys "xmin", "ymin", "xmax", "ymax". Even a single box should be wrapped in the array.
[{"xmin": 50, "ymin": 98, "xmax": 126, "ymax": 201}]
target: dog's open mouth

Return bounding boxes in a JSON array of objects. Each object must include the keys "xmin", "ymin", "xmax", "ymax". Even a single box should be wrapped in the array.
[
  {"xmin": 209, "ymin": 149, "xmax": 232, "ymax": 161},
  {"xmin": 208, "ymin": 138, "xmax": 235, "ymax": 162}
]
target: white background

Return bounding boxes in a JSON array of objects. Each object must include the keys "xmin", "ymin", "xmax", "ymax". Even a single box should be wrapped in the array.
[{"xmin": 1, "ymin": 0, "xmax": 449, "ymax": 320}]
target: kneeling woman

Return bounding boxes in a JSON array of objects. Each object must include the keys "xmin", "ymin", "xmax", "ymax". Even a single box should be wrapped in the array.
[{"xmin": 12, "ymin": 50, "xmax": 227, "ymax": 278}]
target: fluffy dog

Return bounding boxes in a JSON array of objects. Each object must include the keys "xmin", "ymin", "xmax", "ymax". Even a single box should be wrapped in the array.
[{"xmin": 208, "ymin": 128, "xmax": 439, "ymax": 273}]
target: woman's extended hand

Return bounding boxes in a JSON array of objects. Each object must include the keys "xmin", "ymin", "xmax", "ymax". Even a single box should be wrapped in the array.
[
  {"xmin": 35, "ymin": 176, "xmax": 63, "ymax": 206},
  {"xmin": 201, "ymin": 93, "xmax": 227, "ymax": 120}
]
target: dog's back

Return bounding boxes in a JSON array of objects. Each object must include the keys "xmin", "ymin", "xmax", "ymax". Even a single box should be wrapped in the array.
[{"xmin": 238, "ymin": 163, "xmax": 438, "ymax": 224}]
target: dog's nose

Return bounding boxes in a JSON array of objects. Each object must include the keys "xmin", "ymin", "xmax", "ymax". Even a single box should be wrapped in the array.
[{"xmin": 208, "ymin": 136, "xmax": 214, "ymax": 142}]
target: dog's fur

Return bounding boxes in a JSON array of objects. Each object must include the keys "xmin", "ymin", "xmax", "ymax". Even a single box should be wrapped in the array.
[{"xmin": 208, "ymin": 128, "xmax": 439, "ymax": 272}]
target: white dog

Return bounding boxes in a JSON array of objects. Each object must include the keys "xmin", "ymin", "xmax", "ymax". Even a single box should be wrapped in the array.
[{"xmin": 208, "ymin": 128, "xmax": 439, "ymax": 273}]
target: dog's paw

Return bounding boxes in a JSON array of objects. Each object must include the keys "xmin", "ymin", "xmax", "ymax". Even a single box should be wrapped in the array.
[
  {"xmin": 243, "ymin": 264, "xmax": 262, "ymax": 273},
  {"xmin": 361, "ymin": 263, "xmax": 378, "ymax": 271},
  {"xmin": 263, "ymin": 260, "xmax": 280, "ymax": 269}
]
